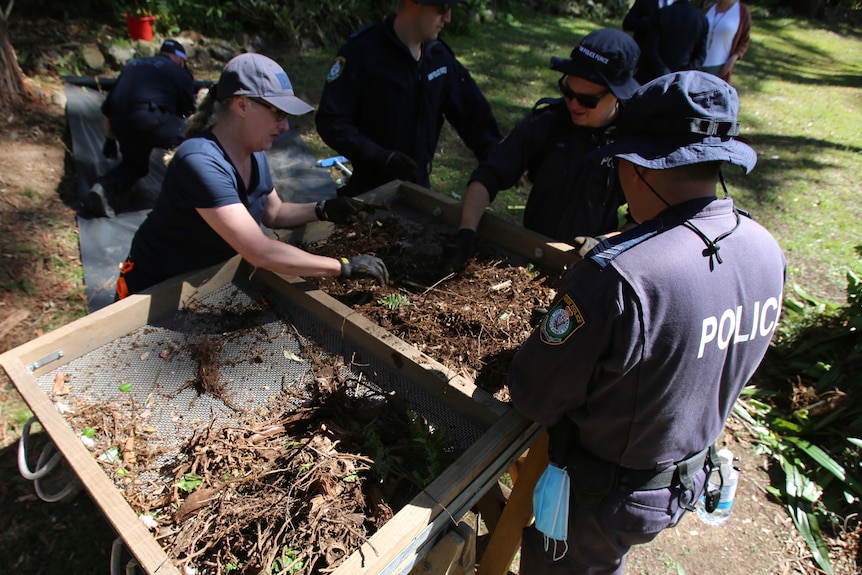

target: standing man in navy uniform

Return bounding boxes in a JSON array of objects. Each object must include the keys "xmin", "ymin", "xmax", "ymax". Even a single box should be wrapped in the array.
[
  {"xmin": 315, "ymin": 0, "xmax": 501, "ymax": 197},
  {"xmin": 509, "ymin": 71, "xmax": 786, "ymax": 574},
  {"xmin": 90, "ymin": 39, "xmax": 196, "ymax": 218},
  {"xmin": 441, "ymin": 29, "xmax": 640, "ymax": 273}
]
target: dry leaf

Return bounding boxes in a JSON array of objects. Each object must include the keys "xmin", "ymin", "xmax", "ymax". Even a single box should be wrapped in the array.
[
  {"xmin": 283, "ymin": 349, "xmax": 303, "ymax": 362},
  {"xmin": 53, "ymin": 371, "xmax": 66, "ymax": 395}
]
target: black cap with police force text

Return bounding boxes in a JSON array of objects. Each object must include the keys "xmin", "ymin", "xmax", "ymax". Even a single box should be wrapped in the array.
[
  {"xmin": 159, "ymin": 39, "xmax": 187, "ymax": 61},
  {"xmin": 550, "ymin": 29, "xmax": 640, "ymax": 100},
  {"xmin": 591, "ymin": 71, "xmax": 757, "ymax": 173},
  {"xmin": 216, "ymin": 53, "xmax": 314, "ymax": 116}
]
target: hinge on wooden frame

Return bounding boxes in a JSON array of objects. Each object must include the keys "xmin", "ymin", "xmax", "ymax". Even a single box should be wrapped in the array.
[{"xmin": 27, "ymin": 350, "xmax": 64, "ymax": 372}]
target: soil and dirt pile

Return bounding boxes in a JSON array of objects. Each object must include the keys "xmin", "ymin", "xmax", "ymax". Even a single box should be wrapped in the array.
[
  {"xmin": 305, "ymin": 211, "xmax": 560, "ymax": 401},
  {"xmin": 54, "ymin": 294, "xmax": 459, "ymax": 575}
]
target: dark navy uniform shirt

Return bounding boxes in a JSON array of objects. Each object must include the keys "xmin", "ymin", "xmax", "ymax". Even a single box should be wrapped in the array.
[
  {"xmin": 509, "ymin": 197, "xmax": 786, "ymax": 470},
  {"xmin": 128, "ymin": 131, "xmax": 273, "ymax": 289},
  {"xmin": 469, "ymin": 99, "xmax": 623, "ymax": 242},
  {"xmin": 315, "ymin": 15, "xmax": 501, "ymax": 196},
  {"xmin": 102, "ymin": 53, "xmax": 196, "ymax": 119}
]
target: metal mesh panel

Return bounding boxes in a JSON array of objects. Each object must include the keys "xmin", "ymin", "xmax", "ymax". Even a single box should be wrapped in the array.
[{"xmin": 36, "ymin": 278, "xmax": 484, "ymax": 457}]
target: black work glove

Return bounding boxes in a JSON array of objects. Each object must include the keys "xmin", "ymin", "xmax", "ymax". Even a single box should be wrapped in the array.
[
  {"xmin": 339, "ymin": 255, "xmax": 389, "ymax": 285},
  {"xmin": 317, "ymin": 197, "xmax": 362, "ymax": 224},
  {"xmin": 572, "ymin": 235, "xmax": 607, "ymax": 259},
  {"xmin": 441, "ymin": 228, "xmax": 476, "ymax": 274},
  {"xmin": 102, "ymin": 138, "xmax": 118, "ymax": 160},
  {"xmin": 372, "ymin": 149, "xmax": 418, "ymax": 182}
]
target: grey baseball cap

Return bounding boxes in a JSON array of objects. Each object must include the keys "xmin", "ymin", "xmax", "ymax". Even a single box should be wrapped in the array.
[
  {"xmin": 216, "ymin": 53, "xmax": 314, "ymax": 116},
  {"xmin": 591, "ymin": 71, "xmax": 757, "ymax": 173}
]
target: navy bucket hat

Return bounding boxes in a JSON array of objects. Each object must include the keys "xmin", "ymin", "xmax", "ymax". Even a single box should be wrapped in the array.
[
  {"xmin": 592, "ymin": 71, "xmax": 757, "ymax": 173},
  {"xmin": 550, "ymin": 29, "xmax": 640, "ymax": 100}
]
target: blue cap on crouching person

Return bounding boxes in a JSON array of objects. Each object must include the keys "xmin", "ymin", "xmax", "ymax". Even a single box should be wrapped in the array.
[
  {"xmin": 590, "ymin": 71, "xmax": 757, "ymax": 173},
  {"xmin": 160, "ymin": 39, "xmax": 187, "ymax": 61},
  {"xmin": 216, "ymin": 53, "xmax": 314, "ymax": 116},
  {"xmin": 550, "ymin": 29, "xmax": 640, "ymax": 100}
]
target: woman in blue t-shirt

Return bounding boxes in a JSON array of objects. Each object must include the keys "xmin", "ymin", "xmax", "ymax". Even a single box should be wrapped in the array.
[{"xmin": 117, "ymin": 53, "xmax": 388, "ymax": 298}]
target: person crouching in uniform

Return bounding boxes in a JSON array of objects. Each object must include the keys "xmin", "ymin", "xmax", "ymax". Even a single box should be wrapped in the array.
[
  {"xmin": 508, "ymin": 71, "xmax": 786, "ymax": 574},
  {"xmin": 90, "ymin": 40, "xmax": 197, "ymax": 218}
]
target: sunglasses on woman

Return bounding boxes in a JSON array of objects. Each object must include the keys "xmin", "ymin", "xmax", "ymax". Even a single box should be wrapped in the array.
[
  {"xmin": 557, "ymin": 76, "xmax": 610, "ymax": 109},
  {"xmin": 250, "ymin": 98, "xmax": 289, "ymax": 123},
  {"xmin": 436, "ymin": 3, "xmax": 453, "ymax": 14}
]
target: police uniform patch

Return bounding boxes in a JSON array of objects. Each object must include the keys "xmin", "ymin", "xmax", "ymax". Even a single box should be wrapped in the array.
[
  {"xmin": 540, "ymin": 293, "xmax": 586, "ymax": 345},
  {"xmin": 327, "ymin": 57, "xmax": 346, "ymax": 82}
]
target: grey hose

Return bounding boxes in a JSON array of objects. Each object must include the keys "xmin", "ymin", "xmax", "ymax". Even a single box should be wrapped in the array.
[{"xmin": 18, "ymin": 416, "xmax": 82, "ymax": 502}]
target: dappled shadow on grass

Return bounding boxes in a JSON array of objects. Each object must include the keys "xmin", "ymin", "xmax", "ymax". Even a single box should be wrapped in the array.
[
  {"xmin": 740, "ymin": 5, "xmax": 862, "ymax": 91},
  {"xmin": 729, "ymin": 133, "xmax": 861, "ymax": 205}
]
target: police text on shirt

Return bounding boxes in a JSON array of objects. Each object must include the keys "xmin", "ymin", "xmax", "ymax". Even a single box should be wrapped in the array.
[{"xmin": 697, "ymin": 296, "xmax": 781, "ymax": 359}]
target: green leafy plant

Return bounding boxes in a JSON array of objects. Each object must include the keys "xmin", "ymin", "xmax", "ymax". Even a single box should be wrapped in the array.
[
  {"xmin": 174, "ymin": 472, "xmax": 203, "ymax": 493},
  {"xmin": 733, "ymin": 249, "xmax": 862, "ymax": 574},
  {"xmin": 379, "ymin": 293, "xmax": 411, "ymax": 310},
  {"xmin": 270, "ymin": 547, "xmax": 304, "ymax": 574}
]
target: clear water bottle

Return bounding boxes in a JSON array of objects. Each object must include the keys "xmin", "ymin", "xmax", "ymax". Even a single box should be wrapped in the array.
[{"xmin": 696, "ymin": 448, "xmax": 739, "ymax": 526}]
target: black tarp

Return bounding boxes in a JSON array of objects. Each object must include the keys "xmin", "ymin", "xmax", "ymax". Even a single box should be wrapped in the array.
[{"xmin": 65, "ymin": 80, "xmax": 338, "ymax": 312}]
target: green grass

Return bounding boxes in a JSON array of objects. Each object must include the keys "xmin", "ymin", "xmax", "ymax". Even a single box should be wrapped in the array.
[{"xmin": 286, "ymin": 5, "xmax": 861, "ymax": 302}]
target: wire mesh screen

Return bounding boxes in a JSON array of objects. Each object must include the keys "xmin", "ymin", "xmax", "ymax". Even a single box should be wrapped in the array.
[{"xmin": 36, "ymin": 276, "xmax": 485, "ymax": 458}]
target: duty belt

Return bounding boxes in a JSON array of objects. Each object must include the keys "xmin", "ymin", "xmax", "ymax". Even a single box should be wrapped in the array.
[{"xmin": 616, "ymin": 446, "xmax": 712, "ymax": 492}]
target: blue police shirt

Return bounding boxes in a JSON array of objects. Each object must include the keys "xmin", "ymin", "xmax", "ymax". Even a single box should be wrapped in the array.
[
  {"xmin": 102, "ymin": 53, "xmax": 196, "ymax": 119},
  {"xmin": 128, "ymin": 131, "xmax": 273, "ymax": 287},
  {"xmin": 509, "ymin": 197, "xmax": 786, "ymax": 470},
  {"xmin": 315, "ymin": 14, "xmax": 501, "ymax": 196},
  {"xmin": 469, "ymin": 99, "xmax": 624, "ymax": 242}
]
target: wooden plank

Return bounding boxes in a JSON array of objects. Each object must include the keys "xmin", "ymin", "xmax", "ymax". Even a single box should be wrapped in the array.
[
  {"xmin": 407, "ymin": 525, "xmax": 465, "ymax": 575},
  {"xmin": 392, "ymin": 184, "xmax": 579, "ymax": 271},
  {"xmin": 2, "ymin": 257, "xmax": 244, "ymax": 379},
  {"xmin": 374, "ymin": 421, "xmax": 539, "ymax": 575},
  {"xmin": 332, "ymin": 413, "xmax": 540, "ymax": 575},
  {"xmin": 0, "ymin": 356, "xmax": 182, "ymax": 575},
  {"xmin": 476, "ymin": 433, "xmax": 549, "ymax": 575},
  {"xmin": 252, "ymin": 266, "xmax": 508, "ymax": 428},
  {"xmin": 407, "ymin": 520, "xmax": 476, "ymax": 575}
]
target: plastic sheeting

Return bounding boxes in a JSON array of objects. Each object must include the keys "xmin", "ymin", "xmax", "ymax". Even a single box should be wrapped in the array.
[{"xmin": 65, "ymin": 80, "xmax": 338, "ymax": 313}]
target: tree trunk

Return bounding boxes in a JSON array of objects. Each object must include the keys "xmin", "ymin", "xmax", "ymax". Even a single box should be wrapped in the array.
[{"xmin": 0, "ymin": 13, "xmax": 32, "ymax": 111}]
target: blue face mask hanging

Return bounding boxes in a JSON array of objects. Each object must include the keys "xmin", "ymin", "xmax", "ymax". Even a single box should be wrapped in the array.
[{"xmin": 532, "ymin": 462, "xmax": 570, "ymax": 561}]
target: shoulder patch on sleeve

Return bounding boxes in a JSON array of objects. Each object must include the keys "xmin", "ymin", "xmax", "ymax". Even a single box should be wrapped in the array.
[
  {"xmin": 540, "ymin": 293, "xmax": 586, "ymax": 345},
  {"xmin": 327, "ymin": 57, "xmax": 346, "ymax": 82},
  {"xmin": 532, "ymin": 97, "xmax": 563, "ymax": 114}
]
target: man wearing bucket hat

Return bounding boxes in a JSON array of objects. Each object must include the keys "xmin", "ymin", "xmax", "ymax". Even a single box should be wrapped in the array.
[
  {"xmin": 440, "ymin": 29, "xmax": 639, "ymax": 273},
  {"xmin": 315, "ymin": 0, "xmax": 501, "ymax": 197},
  {"xmin": 90, "ymin": 40, "xmax": 197, "ymax": 218},
  {"xmin": 508, "ymin": 71, "xmax": 786, "ymax": 573},
  {"xmin": 116, "ymin": 53, "xmax": 388, "ymax": 299}
]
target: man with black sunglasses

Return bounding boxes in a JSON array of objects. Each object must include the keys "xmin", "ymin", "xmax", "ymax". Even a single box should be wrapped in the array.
[
  {"xmin": 441, "ymin": 29, "xmax": 640, "ymax": 273},
  {"xmin": 316, "ymin": 0, "xmax": 501, "ymax": 197}
]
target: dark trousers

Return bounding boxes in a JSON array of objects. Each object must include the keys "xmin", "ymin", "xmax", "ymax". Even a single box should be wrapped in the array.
[
  {"xmin": 97, "ymin": 110, "xmax": 186, "ymax": 202},
  {"xmin": 521, "ymin": 470, "xmax": 706, "ymax": 574}
]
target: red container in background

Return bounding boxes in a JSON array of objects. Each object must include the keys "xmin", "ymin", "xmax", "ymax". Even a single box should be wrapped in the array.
[{"xmin": 125, "ymin": 13, "xmax": 156, "ymax": 41}]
